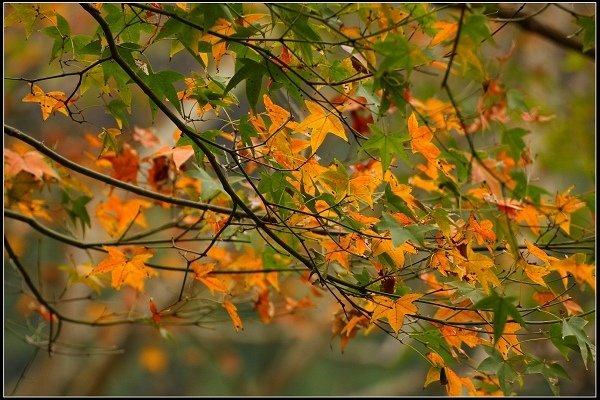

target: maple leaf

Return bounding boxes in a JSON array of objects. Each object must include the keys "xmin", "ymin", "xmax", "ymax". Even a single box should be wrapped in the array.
[
  {"xmin": 466, "ymin": 214, "xmax": 496, "ymax": 246},
  {"xmin": 408, "ymin": 112, "xmax": 440, "ymax": 161},
  {"xmin": 371, "ymin": 293, "xmax": 422, "ymax": 334},
  {"xmin": 263, "ymin": 94, "xmax": 298, "ymax": 132},
  {"xmin": 91, "ymin": 246, "xmax": 157, "ymax": 291},
  {"xmin": 348, "ymin": 175, "xmax": 379, "ymax": 208},
  {"xmin": 133, "ymin": 126, "xmax": 161, "ymax": 148},
  {"xmin": 323, "ymin": 236, "xmax": 352, "ymax": 270},
  {"xmin": 59, "ymin": 262, "xmax": 104, "ymax": 294},
  {"xmin": 459, "ymin": 241, "xmax": 500, "ymax": 293},
  {"xmin": 544, "ymin": 186, "xmax": 586, "ymax": 235},
  {"xmin": 17, "ymin": 199, "xmax": 53, "ymax": 222},
  {"xmin": 149, "ymin": 145, "xmax": 195, "ymax": 171},
  {"xmin": 371, "ymin": 236, "xmax": 415, "ymax": 269},
  {"xmin": 4, "ymin": 149, "xmax": 59, "ymax": 181},
  {"xmin": 22, "ymin": 84, "xmax": 75, "ymax": 120},
  {"xmin": 430, "ymin": 21, "xmax": 458, "ymax": 47},
  {"xmin": 494, "ymin": 322, "xmax": 522, "ymax": 359},
  {"xmin": 523, "ymin": 262, "xmax": 549, "ymax": 287},
  {"xmin": 440, "ymin": 325, "xmax": 484, "ymax": 355},
  {"xmin": 548, "ymin": 255, "xmax": 595, "ymax": 291},
  {"xmin": 223, "ymin": 300, "xmax": 243, "ymax": 332},
  {"xmin": 444, "ymin": 367, "xmax": 463, "ymax": 396},
  {"xmin": 515, "ymin": 204, "xmax": 544, "ymax": 236},
  {"xmin": 192, "ymin": 262, "xmax": 228, "ymax": 295},
  {"xmin": 296, "ymin": 100, "xmax": 347, "ymax": 151},
  {"xmin": 254, "ymin": 289, "xmax": 274, "ymax": 324},
  {"xmin": 99, "ymin": 144, "xmax": 140, "ymax": 183},
  {"xmin": 95, "ymin": 194, "xmax": 153, "ymax": 237}
]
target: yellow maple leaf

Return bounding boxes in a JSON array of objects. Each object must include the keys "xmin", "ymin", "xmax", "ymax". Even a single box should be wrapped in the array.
[
  {"xmin": 348, "ymin": 175, "xmax": 379, "ymax": 207},
  {"xmin": 459, "ymin": 241, "xmax": 500, "ymax": 293},
  {"xmin": 543, "ymin": 186, "xmax": 586, "ymax": 235},
  {"xmin": 192, "ymin": 262, "xmax": 228, "ymax": 295},
  {"xmin": 296, "ymin": 100, "xmax": 347, "ymax": 151},
  {"xmin": 223, "ymin": 300, "xmax": 243, "ymax": 332},
  {"xmin": 22, "ymin": 84, "xmax": 75, "ymax": 120},
  {"xmin": 515, "ymin": 204, "xmax": 544, "ymax": 236},
  {"xmin": 549, "ymin": 255, "xmax": 595, "ymax": 291},
  {"xmin": 371, "ymin": 293, "xmax": 422, "ymax": 334},
  {"xmin": 371, "ymin": 236, "xmax": 414, "ymax": 269},
  {"xmin": 493, "ymin": 322, "xmax": 522, "ymax": 359},
  {"xmin": 444, "ymin": 366, "xmax": 463, "ymax": 396},
  {"xmin": 521, "ymin": 260, "xmax": 549, "ymax": 287},
  {"xmin": 430, "ymin": 21, "xmax": 458, "ymax": 47},
  {"xmin": 91, "ymin": 246, "xmax": 156, "ymax": 291}
]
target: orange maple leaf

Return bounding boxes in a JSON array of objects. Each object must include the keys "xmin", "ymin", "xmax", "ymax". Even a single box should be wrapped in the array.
[
  {"xmin": 22, "ymin": 84, "xmax": 76, "ymax": 120},
  {"xmin": 543, "ymin": 186, "xmax": 586, "ymax": 235},
  {"xmin": 408, "ymin": 112, "xmax": 440, "ymax": 161},
  {"xmin": 192, "ymin": 262, "xmax": 228, "ymax": 295},
  {"xmin": 296, "ymin": 100, "xmax": 347, "ymax": 151},
  {"xmin": 91, "ymin": 246, "xmax": 157, "ymax": 291},
  {"xmin": 254, "ymin": 289, "xmax": 274, "ymax": 324},
  {"xmin": 548, "ymin": 255, "xmax": 595, "ymax": 291},
  {"xmin": 492, "ymin": 322, "xmax": 523, "ymax": 359},
  {"xmin": 263, "ymin": 94, "xmax": 298, "ymax": 132},
  {"xmin": 95, "ymin": 194, "xmax": 152, "ymax": 237},
  {"xmin": 429, "ymin": 21, "xmax": 458, "ymax": 47},
  {"xmin": 223, "ymin": 300, "xmax": 243, "ymax": 332},
  {"xmin": 371, "ymin": 293, "xmax": 422, "ymax": 334},
  {"xmin": 100, "ymin": 144, "xmax": 140, "ymax": 183}
]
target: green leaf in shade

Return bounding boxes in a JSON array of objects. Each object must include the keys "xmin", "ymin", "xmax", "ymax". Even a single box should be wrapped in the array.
[
  {"xmin": 262, "ymin": 246, "xmax": 291, "ymax": 270},
  {"xmin": 550, "ymin": 323, "xmax": 579, "ymax": 360},
  {"xmin": 462, "ymin": 12, "xmax": 491, "ymax": 42},
  {"xmin": 477, "ymin": 346, "xmax": 504, "ymax": 373},
  {"xmin": 61, "ymin": 192, "xmax": 92, "ymax": 233},
  {"xmin": 498, "ymin": 363, "xmax": 520, "ymax": 395},
  {"xmin": 510, "ymin": 171, "xmax": 549, "ymax": 203},
  {"xmin": 225, "ymin": 58, "xmax": 265, "ymax": 96},
  {"xmin": 79, "ymin": 39, "xmax": 102, "ymax": 56},
  {"xmin": 432, "ymin": 208, "xmax": 452, "ymax": 238},
  {"xmin": 410, "ymin": 328, "xmax": 454, "ymax": 365},
  {"xmin": 577, "ymin": 16, "xmax": 595, "ymax": 53},
  {"xmin": 378, "ymin": 213, "xmax": 434, "ymax": 247},
  {"xmin": 502, "ymin": 128, "xmax": 528, "ymax": 160},
  {"xmin": 362, "ymin": 124, "xmax": 410, "ymax": 172},
  {"xmin": 384, "ymin": 184, "xmax": 418, "ymax": 222},
  {"xmin": 148, "ymin": 70, "xmax": 184, "ymax": 114},
  {"xmin": 525, "ymin": 357, "xmax": 570, "ymax": 396},
  {"xmin": 474, "ymin": 291, "xmax": 525, "ymax": 343},
  {"xmin": 188, "ymin": 166, "xmax": 223, "ymax": 201},
  {"xmin": 506, "ymin": 88, "xmax": 529, "ymax": 112},
  {"xmin": 107, "ymin": 99, "xmax": 130, "ymax": 128},
  {"xmin": 446, "ymin": 280, "xmax": 486, "ymax": 303},
  {"xmin": 562, "ymin": 317, "xmax": 596, "ymax": 369},
  {"xmin": 154, "ymin": 17, "xmax": 183, "ymax": 42},
  {"xmin": 56, "ymin": 13, "xmax": 71, "ymax": 36}
]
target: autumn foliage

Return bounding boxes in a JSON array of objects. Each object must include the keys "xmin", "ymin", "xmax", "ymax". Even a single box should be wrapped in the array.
[{"xmin": 4, "ymin": 3, "xmax": 595, "ymax": 396}]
